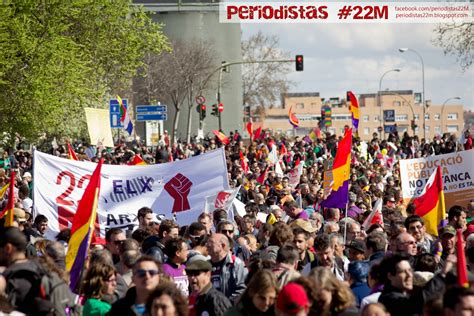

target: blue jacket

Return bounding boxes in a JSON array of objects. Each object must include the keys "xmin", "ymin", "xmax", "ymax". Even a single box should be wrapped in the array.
[{"xmin": 350, "ymin": 282, "xmax": 371, "ymax": 308}]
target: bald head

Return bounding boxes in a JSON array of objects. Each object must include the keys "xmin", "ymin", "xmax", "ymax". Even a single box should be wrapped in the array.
[
  {"xmin": 396, "ymin": 232, "xmax": 417, "ymax": 256},
  {"xmin": 207, "ymin": 233, "xmax": 230, "ymax": 262}
]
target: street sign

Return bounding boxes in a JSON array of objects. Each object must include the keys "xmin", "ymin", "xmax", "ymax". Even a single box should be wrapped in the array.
[
  {"xmin": 136, "ymin": 104, "xmax": 167, "ymax": 122},
  {"xmin": 195, "ymin": 95, "xmax": 205, "ymax": 105},
  {"xmin": 109, "ymin": 99, "xmax": 127, "ymax": 129},
  {"xmin": 136, "ymin": 105, "xmax": 167, "ymax": 113},
  {"xmin": 384, "ymin": 125, "xmax": 397, "ymax": 133},
  {"xmin": 136, "ymin": 113, "xmax": 167, "ymax": 122},
  {"xmin": 384, "ymin": 110, "xmax": 395, "ymax": 122}
]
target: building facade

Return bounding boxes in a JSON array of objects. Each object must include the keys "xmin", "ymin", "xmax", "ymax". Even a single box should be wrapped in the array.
[{"xmin": 263, "ymin": 91, "xmax": 465, "ymax": 141}]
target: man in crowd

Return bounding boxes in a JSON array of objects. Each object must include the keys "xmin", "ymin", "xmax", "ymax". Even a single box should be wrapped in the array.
[
  {"xmin": 448, "ymin": 205, "xmax": 467, "ymax": 232},
  {"xmin": 404, "ymin": 215, "xmax": 434, "ymax": 254},
  {"xmin": 106, "ymin": 228, "xmax": 127, "ymax": 264},
  {"xmin": 162, "ymin": 237, "xmax": 189, "ymax": 296},
  {"xmin": 206, "ymin": 233, "xmax": 247, "ymax": 302},
  {"xmin": 136, "ymin": 206, "xmax": 155, "ymax": 230},
  {"xmin": 292, "ymin": 227, "xmax": 315, "ymax": 272},
  {"xmin": 186, "ymin": 257, "xmax": 232, "ymax": 316},
  {"xmin": 283, "ymin": 200, "xmax": 309, "ymax": 221}
]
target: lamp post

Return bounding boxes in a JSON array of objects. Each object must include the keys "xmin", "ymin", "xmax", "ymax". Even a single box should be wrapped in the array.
[
  {"xmin": 441, "ymin": 97, "xmax": 461, "ymax": 134},
  {"xmin": 384, "ymin": 90, "xmax": 415, "ymax": 134},
  {"xmin": 379, "ymin": 68, "xmax": 400, "ymax": 139},
  {"xmin": 399, "ymin": 48, "xmax": 426, "ymax": 139}
]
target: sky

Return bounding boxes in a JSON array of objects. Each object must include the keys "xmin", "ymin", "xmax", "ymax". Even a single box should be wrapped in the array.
[{"xmin": 240, "ymin": 4, "xmax": 473, "ymax": 111}]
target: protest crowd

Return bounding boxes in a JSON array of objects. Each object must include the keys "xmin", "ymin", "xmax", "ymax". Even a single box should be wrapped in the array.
[{"xmin": 0, "ymin": 126, "xmax": 473, "ymax": 316}]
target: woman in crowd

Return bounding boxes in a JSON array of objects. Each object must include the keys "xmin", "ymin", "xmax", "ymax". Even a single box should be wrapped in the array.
[
  {"xmin": 145, "ymin": 282, "xmax": 188, "ymax": 316},
  {"xmin": 81, "ymin": 264, "xmax": 117, "ymax": 316},
  {"xmin": 225, "ymin": 269, "xmax": 278, "ymax": 316}
]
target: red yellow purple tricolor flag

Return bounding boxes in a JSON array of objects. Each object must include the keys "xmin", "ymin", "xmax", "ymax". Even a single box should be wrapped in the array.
[
  {"xmin": 67, "ymin": 142, "xmax": 78, "ymax": 161},
  {"xmin": 347, "ymin": 91, "xmax": 359, "ymax": 130},
  {"xmin": 66, "ymin": 159, "xmax": 103, "ymax": 291},
  {"xmin": 321, "ymin": 128, "xmax": 352, "ymax": 208},
  {"xmin": 412, "ymin": 165, "xmax": 446, "ymax": 236},
  {"xmin": 0, "ymin": 171, "xmax": 15, "ymax": 227},
  {"xmin": 288, "ymin": 106, "xmax": 299, "ymax": 128}
]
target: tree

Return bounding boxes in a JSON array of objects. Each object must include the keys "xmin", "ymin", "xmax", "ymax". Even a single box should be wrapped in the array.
[
  {"xmin": 0, "ymin": 0, "xmax": 169, "ymax": 143},
  {"xmin": 241, "ymin": 31, "xmax": 293, "ymax": 114},
  {"xmin": 135, "ymin": 40, "xmax": 215, "ymax": 144},
  {"xmin": 433, "ymin": 22, "xmax": 472, "ymax": 71}
]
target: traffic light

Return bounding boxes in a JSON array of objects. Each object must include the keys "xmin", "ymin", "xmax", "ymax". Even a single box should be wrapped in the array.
[
  {"xmin": 218, "ymin": 103, "xmax": 224, "ymax": 113},
  {"xmin": 411, "ymin": 119, "xmax": 417, "ymax": 131},
  {"xmin": 199, "ymin": 104, "xmax": 206, "ymax": 121},
  {"xmin": 295, "ymin": 55, "xmax": 304, "ymax": 71},
  {"xmin": 211, "ymin": 104, "xmax": 218, "ymax": 116}
]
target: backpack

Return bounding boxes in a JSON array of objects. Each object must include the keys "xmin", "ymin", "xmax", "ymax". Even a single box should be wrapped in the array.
[{"xmin": 5, "ymin": 259, "xmax": 81, "ymax": 316}]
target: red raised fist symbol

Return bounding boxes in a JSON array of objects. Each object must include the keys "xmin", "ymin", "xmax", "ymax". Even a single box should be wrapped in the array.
[{"xmin": 164, "ymin": 173, "xmax": 193, "ymax": 213}]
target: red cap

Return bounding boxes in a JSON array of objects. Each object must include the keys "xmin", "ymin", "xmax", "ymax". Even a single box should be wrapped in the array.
[{"xmin": 276, "ymin": 283, "xmax": 309, "ymax": 314}]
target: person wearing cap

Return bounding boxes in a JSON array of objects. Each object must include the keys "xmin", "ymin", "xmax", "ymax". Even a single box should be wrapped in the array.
[
  {"xmin": 186, "ymin": 258, "xmax": 231, "ymax": 316},
  {"xmin": 292, "ymin": 227, "xmax": 315, "ymax": 272},
  {"xmin": 437, "ymin": 225, "xmax": 457, "ymax": 269},
  {"xmin": 275, "ymin": 282, "xmax": 310, "ymax": 316},
  {"xmin": 346, "ymin": 240, "xmax": 366, "ymax": 262}
]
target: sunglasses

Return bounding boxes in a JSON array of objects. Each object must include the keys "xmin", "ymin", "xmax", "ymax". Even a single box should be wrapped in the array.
[
  {"xmin": 134, "ymin": 269, "xmax": 160, "ymax": 278},
  {"xmin": 220, "ymin": 229, "xmax": 234, "ymax": 234},
  {"xmin": 186, "ymin": 270, "xmax": 206, "ymax": 276},
  {"xmin": 113, "ymin": 240, "xmax": 125, "ymax": 246}
]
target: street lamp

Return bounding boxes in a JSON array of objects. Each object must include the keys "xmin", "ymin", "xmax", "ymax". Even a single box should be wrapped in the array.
[
  {"xmin": 384, "ymin": 90, "xmax": 416, "ymax": 134},
  {"xmin": 441, "ymin": 97, "xmax": 461, "ymax": 134},
  {"xmin": 399, "ymin": 48, "xmax": 426, "ymax": 139},
  {"xmin": 379, "ymin": 68, "xmax": 401, "ymax": 139}
]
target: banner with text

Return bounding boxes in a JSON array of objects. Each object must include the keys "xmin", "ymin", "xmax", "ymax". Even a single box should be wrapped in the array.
[
  {"xmin": 399, "ymin": 149, "xmax": 474, "ymax": 210},
  {"xmin": 33, "ymin": 149, "xmax": 229, "ymax": 239}
]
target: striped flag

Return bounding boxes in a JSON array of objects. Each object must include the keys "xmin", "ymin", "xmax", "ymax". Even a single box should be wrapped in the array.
[
  {"xmin": 412, "ymin": 166, "xmax": 446, "ymax": 236},
  {"xmin": 347, "ymin": 91, "xmax": 360, "ymax": 130},
  {"xmin": 67, "ymin": 142, "xmax": 78, "ymax": 161},
  {"xmin": 288, "ymin": 106, "xmax": 299, "ymax": 128},
  {"xmin": 212, "ymin": 130, "xmax": 230, "ymax": 145},
  {"xmin": 66, "ymin": 159, "xmax": 103, "ymax": 291},
  {"xmin": 117, "ymin": 95, "xmax": 133, "ymax": 135},
  {"xmin": 362, "ymin": 199, "xmax": 384, "ymax": 230},
  {"xmin": 321, "ymin": 129, "xmax": 352, "ymax": 208},
  {"xmin": 0, "ymin": 171, "xmax": 15, "ymax": 227},
  {"xmin": 0, "ymin": 183, "xmax": 9, "ymax": 200},
  {"xmin": 129, "ymin": 154, "xmax": 146, "ymax": 166}
]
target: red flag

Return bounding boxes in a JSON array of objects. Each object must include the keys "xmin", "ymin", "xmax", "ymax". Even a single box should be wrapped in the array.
[
  {"xmin": 240, "ymin": 151, "xmax": 249, "ymax": 174},
  {"xmin": 0, "ymin": 171, "xmax": 15, "ymax": 227},
  {"xmin": 280, "ymin": 144, "xmax": 288, "ymax": 157},
  {"xmin": 256, "ymin": 167, "xmax": 269, "ymax": 185},
  {"xmin": 212, "ymin": 130, "xmax": 230, "ymax": 145},
  {"xmin": 246, "ymin": 121, "xmax": 253, "ymax": 140},
  {"xmin": 457, "ymin": 229, "xmax": 469, "ymax": 287},
  {"xmin": 362, "ymin": 199, "xmax": 384, "ymax": 230},
  {"xmin": 67, "ymin": 143, "xmax": 78, "ymax": 161},
  {"xmin": 294, "ymin": 157, "xmax": 301, "ymax": 167},
  {"xmin": 253, "ymin": 126, "xmax": 262, "ymax": 141}
]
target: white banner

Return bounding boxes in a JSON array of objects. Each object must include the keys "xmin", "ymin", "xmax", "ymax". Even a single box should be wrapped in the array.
[
  {"xmin": 399, "ymin": 149, "xmax": 474, "ymax": 210},
  {"xmin": 33, "ymin": 148, "xmax": 229, "ymax": 239}
]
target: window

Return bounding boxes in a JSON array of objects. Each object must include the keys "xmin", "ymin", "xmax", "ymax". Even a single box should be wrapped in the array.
[
  {"xmin": 425, "ymin": 125, "xmax": 430, "ymax": 132},
  {"xmin": 296, "ymin": 103, "xmax": 304, "ymax": 109},
  {"xmin": 374, "ymin": 115, "xmax": 380, "ymax": 122},
  {"xmin": 414, "ymin": 114, "xmax": 420, "ymax": 121},
  {"xmin": 396, "ymin": 114, "xmax": 408, "ymax": 122},
  {"xmin": 447, "ymin": 125, "xmax": 459, "ymax": 132},
  {"xmin": 424, "ymin": 114, "xmax": 430, "ymax": 120},
  {"xmin": 393, "ymin": 101, "xmax": 401, "ymax": 107},
  {"xmin": 363, "ymin": 115, "xmax": 369, "ymax": 122},
  {"xmin": 434, "ymin": 126, "xmax": 441, "ymax": 133},
  {"xmin": 447, "ymin": 113, "xmax": 458, "ymax": 120},
  {"xmin": 434, "ymin": 113, "xmax": 440, "ymax": 120},
  {"xmin": 364, "ymin": 127, "xmax": 370, "ymax": 135}
]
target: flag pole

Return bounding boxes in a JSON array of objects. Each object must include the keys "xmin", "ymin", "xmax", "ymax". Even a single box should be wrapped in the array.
[{"xmin": 343, "ymin": 202, "xmax": 349, "ymax": 244}]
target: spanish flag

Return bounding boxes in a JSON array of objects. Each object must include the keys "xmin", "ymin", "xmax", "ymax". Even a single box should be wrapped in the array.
[
  {"xmin": 129, "ymin": 154, "xmax": 147, "ymax": 166},
  {"xmin": 0, "ymin": 171, "xmax": 15, "ymax": 227},
  {"xmin": 66, "ymin": 159, "xmax": 103, "ymax": 291},
  {"xmin": 347, "ymin": 91, "xmax": 360, "ymax": 130},
  {"xmin": 67, "ymin": 142, "xmax": 78, "ymax": 161},
  {"xmin": 321, "ymin": 129, "xmax": 352, "ymax": 208},
  {"xmin": 412, "ymin": 166, "xmax": 446, "ymax": 236},
  {"xmin": 212, "ymin": 130, "xmax": 230, "ymax": 145},
  {"xmin": 288, "ymin": 106, "xmax": 299, "ymax": 128}
]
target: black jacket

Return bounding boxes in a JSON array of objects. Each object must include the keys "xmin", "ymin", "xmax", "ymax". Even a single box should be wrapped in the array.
[
  {"xmin": 195, "ymin": 284, "xmax": 232, "ymax": 316},
  {"xmin": 109, "ymin": 287, "xmax": 139, "ymax": 316},
  {"xmin": 378, "ymin": 274, "xmax": 446, "ymax": 316}
]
